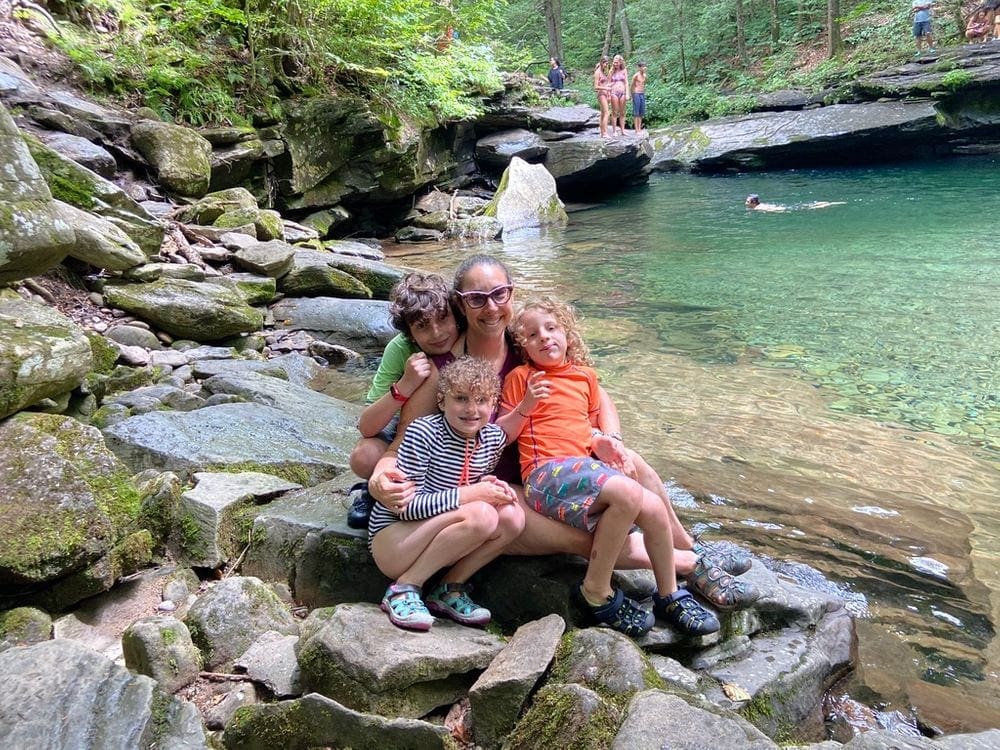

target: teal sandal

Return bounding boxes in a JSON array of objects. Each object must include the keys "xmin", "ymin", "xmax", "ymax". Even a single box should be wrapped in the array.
[
  {"xmin": 426, "ymin": 582, "xmax": 491, "ymax": 627},
  {"xmin": 381, "ymin": 583, "xmax": 434, "ymax": 631}
]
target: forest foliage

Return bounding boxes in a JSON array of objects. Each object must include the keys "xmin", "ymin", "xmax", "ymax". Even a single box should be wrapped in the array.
[{"xmin": 32, "ymin": 0, "xmax": 967, "ymax": 128}]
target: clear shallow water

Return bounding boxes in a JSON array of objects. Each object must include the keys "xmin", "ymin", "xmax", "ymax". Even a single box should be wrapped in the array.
[{"xmin": 382, "ymin": 157, "xmax": 1000, "ymax": 733}]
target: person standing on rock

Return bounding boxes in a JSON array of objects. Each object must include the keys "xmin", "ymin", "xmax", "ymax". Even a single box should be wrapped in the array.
[
  {"xmin": 631, "ymin": 61, "xmax": 648, "ymax": 135},
  {"xmin": 548, "ymin": 57, "xmax": 566, "ymax": 94},
  {"xmin": 593, "ymin": 55, "xmax": 612, "ymax": 137},
  {"xmin": 911, "ymin": 0, "xmax": 936, "ymax": 56},
  {"xmin": 368, "ymin": 357, "xmax": 544, "ymax": 630},
  {"xmin": 609, "ymin": 54, "xmax": 629, "ymax": 136}
]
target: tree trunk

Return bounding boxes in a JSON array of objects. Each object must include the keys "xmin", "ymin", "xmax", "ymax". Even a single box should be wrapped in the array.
[
  {"xmin": 827, "ymin": 0, "xmax": 842, "ymax": 57},
  {"xmin": 544, "ymin": 0, "xmax": 563, "ymax": 62},
  {"xmin": 770, "ymin": 0, "xmax": 780, "ymax": 48},
  {"xmin": 735, "ymin": 0, "xmax": 746, "ymax": 64},
  {"xmin": 671, "ymin": 0, "xmax": 688, "ymax": 82},
  {"xmin": 618, "ymin": 0, "xmax": 633, "ymax": 57},
  {"xmin": 602, "ymin": 0, "xmax": 616, "ymax": 57}
]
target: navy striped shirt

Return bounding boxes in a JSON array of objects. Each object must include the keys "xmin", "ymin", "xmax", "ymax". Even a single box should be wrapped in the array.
[{"xmin": 367, "ymin": 413, "xmax": 508, "ymax": 549}]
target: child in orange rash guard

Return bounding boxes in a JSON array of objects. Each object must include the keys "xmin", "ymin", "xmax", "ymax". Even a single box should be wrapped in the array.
[{"xmin": 500, "ymin": 297, "xmax": 724, "ymax": 638}]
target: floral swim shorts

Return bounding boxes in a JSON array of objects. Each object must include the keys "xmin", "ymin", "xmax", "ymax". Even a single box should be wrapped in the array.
[{"xmin": 525, "ymin": 457, "xmax": 626, "ymax": 531}]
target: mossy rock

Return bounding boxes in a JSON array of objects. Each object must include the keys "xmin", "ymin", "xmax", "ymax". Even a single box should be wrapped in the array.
[
  {"xmin": 0, "ymin": 607, "xmax": 52, "ymax": 652},
  {"xmin": 0, "ymin": 413, "xmax": 142, "ymax": 594}
]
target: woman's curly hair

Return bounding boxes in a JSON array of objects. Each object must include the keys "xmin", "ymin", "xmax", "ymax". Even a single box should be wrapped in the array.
[{"xmin": 512, "ymin": 296, "xmax": 593, "ymax": 367}]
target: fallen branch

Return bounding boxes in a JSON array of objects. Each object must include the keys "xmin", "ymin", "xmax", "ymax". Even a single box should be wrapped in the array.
[
  {"xmin": 168, "ymin": 224, "xmax": 206, "ymax": 268},
  {"xmin": 199, "ymin": 672, "xmax": 253, "ymax": 682},
  {"xmin": 21, "ymin": 278, "xmax": 55, "ymax": 304},
  {"xmin": 176, "ymin": 223, "xmax": 216, "ymax": 248}
]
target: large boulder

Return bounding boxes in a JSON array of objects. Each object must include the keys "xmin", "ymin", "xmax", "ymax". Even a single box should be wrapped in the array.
[
  {"xmin": 222, "ymin": 692, "xmax": 453, "ymax": 750},
  {"xmin": 102, "ymin": 371, "xmax": 360, "ymax": 483},
  {"xmin": 175, "ymin": 187, "xmax": 259, "ymax": 225},
  {"xmin": 0, "ymin": 291, "xmax": 93, "ymax": 418},
  {"xmin": 23, "ymin": 132, "xmax": 164, "ymax": 254},
  {"xmin": 175, "ymin": 471, "xmax": 302, "ymax": 568},
  {"xmin": 483, "ymin": 156, "xmax": 567, "ymax": 233},
  {"xmin": 35, "ymin": 130, "xmax": 117, "ymax": 177},
  {"xmin": 0, "ymin": 413, "xmax": 145, "ymax": 609},
  {"xmin": 0, "ymin": 639, "xmax": 207, "ymax": 749},
  {"xmin": 0, "ymin": 103, "xmax": 74, "ymax": 283},
  {"xmin": 122, "ymin": 615, "xmax": 202, "ymax": 694},
  {"xmin": 297, "ymin": 604, "xmax": 505, "ymax": 717},
  {"xmin": 469, "ymin": 615, "xmax": 566, "ymax": 748},
  {"xmin": 279, "ymin": 251, "xmax": 375, "ymax": 299},
  {"xmin": 270, "ymin": 297, "xmax": 395, "ymax": 352},
  {"xmin": 102, "ymin": 278, "xmax": 264, "ymax": 341},
  {"xmin": 475, "ymin": 128, "xmax": 549, "ymax": 170},
  {"xmin": 131, "ymin": 119, "xmax": 213, "ymax": 197},
  {"xmin": 279, "ymin": 95, "xmax": 470, "ymax": 213},
  {"xmin": 543, "ymin": 133, "xmax": 652, "ymax": 195},
  {"xmin": 647, "ymin": 100, "xmax": 942, "ymax": 173},
  {"xmin": 55, "ymin": 201, "xmax": 147, "ymax": 271}
]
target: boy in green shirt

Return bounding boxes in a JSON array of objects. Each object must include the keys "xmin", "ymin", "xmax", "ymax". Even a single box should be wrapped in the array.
[{"xmin": 347, "ymin": 272, "xmax": 460, "ymax": 527}]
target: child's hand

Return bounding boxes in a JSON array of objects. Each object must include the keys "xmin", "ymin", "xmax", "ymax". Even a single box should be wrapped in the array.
[
  {"xmin": 592, "ymin": 434, "xmax": 634, "ymax": 478},
  {"xmin": 461, "ymin": 479, "xmax": 515, "ymax": 506},
  {"xmin": 396, "ymin": 352, "xmax": 431, "ymax": 399},
  {"xmin": 480, "ymin": 475, "xmax": 517, "ymax": 504},
  {"xmin": 519, "ymin": 370, "xmax": 550, "ymax": 416}
]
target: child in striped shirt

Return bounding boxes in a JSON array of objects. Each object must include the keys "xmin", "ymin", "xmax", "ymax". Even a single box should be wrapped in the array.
[{"xmin": 369, "ymin": 356, "xmax": 546, "ymax": 631}]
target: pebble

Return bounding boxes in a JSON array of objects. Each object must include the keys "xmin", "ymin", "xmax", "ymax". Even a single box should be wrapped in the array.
[{"xmin": 157, "ymin": 600, "xmax": 177, "ymax": 612}]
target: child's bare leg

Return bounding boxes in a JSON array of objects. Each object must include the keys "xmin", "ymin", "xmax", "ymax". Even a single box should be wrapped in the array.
[
  {"xmin": 349, "ymin": 437, "xmax": 388, "ymax": 479},
  {"xmin": 372, "ymin": 503, "xmax": 499, "ymax": 586},
  {"xmin": 632, "ymin": 489, "xmax": 679, "ymax": 596},
  {"xmin": 443, "ymin": 502, "xmax": 524, "ymax": 583},
  {"xmin": 580, "ymin": 476, "xmax": 641, "ymax": 603}
]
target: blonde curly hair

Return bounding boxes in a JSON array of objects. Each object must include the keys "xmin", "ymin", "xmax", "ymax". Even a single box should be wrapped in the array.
[
  {"xmin": 437, "ymin": 356, "xmax": 501, "ymax": 405},
  {"xmin": 512, "ymin": 297, "xmax": 593, "ymax": 367}
]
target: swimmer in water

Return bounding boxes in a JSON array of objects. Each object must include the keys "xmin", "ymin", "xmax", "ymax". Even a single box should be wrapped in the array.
[{"xmin": 745, "ymin": 194, "xmax": 845, "ymax": 212}]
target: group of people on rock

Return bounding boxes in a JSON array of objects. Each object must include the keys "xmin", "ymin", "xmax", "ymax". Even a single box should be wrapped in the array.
[
  {"xmin": 346, "ymin": 255, "xmax": 762, "ymax": 639},
  {"xmin": 593, "ymin": 54, "xmax": 648, "ymax": 136}
]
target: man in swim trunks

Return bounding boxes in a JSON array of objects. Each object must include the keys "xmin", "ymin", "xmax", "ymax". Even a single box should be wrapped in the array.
[{"xmin": 631, "ymin": 62, "xmax": 647, "ymax": 135}]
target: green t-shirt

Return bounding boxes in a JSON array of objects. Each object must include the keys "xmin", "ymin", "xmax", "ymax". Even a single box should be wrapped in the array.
[{"xmin": 365, "ymin": 333, "xmax": 420, "ymax": 404}]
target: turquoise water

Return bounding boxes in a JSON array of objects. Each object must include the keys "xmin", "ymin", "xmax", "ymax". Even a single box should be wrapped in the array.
[
  {"xmin": 520, "ymin": 160, "xmax": 1000, "ymax": 461},
  {"xmin": 383, "ymin": 156, "xmax": 1000, "ymax": 731}
]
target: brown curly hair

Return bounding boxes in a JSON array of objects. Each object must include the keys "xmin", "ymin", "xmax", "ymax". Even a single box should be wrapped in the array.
[
  {"xmin": 437, "ymin": 356, "xmax": 501, "ymax": 405},
  {"xmin": 512, "ymin": 296, "xmax": 593, "ymax": 367},
  {"xmin": 388, "ymin": 272, "xmax": 457, "ymax": 341}
]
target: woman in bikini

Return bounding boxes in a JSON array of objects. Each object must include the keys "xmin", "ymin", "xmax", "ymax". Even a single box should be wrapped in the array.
[
  {"xmin": 609, "ymin": 54, "xmax": 629, "ymax": 136},
  {"xmin": 593, "ymin": 56, "xmax": 611, "ymax": 138}
]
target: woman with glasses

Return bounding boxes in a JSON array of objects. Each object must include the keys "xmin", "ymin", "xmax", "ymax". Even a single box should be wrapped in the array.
[{"xmin": 368, "ymin": 255, "xmax": 757, "ymax": 609}]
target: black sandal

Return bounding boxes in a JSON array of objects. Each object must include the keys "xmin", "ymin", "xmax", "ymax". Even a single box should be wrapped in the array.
[{"xmin": 574, "ymin": 584, "xmax": 654, "ymax": 638}]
